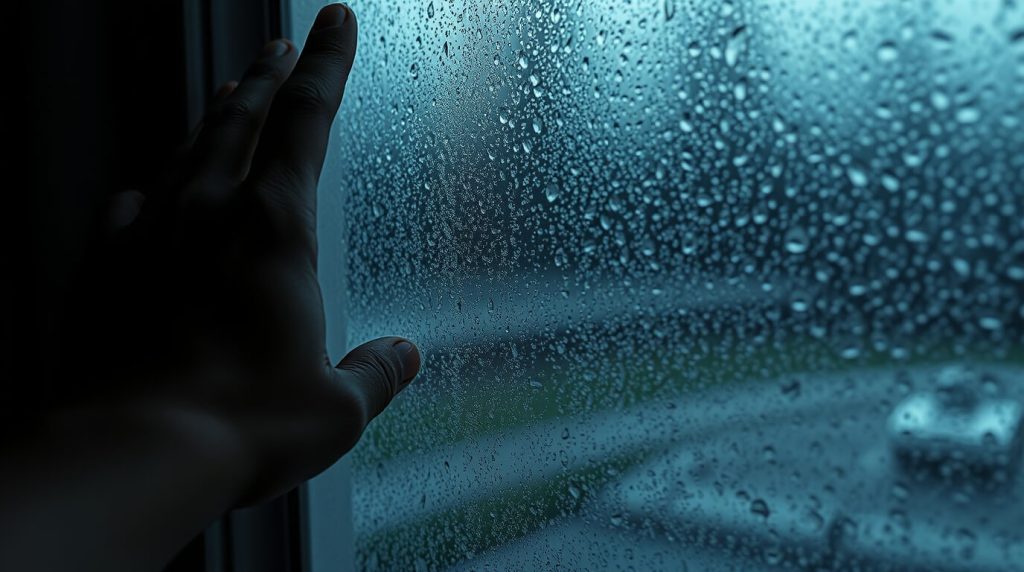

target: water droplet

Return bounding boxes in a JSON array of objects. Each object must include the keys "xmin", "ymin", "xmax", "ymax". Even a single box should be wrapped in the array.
[
  {"xmin": 750, "ymin": 499, "xmax": 770, "ymax": 519},
  {"xmin": 544, "ymin": 184, "xmax": 560, "ymax": 203},
  {"xmin": 953, "ymin": 258, "xmax": 971, "ymax": 277},
  {"xmin": 804, "ymin": 510, "xmax": 825, "ymax": 532},
  {"xmin": 780, "ymin": 380, "xmax": 801, "ymax": 399},
  {"xmin": 790, "ymin": 292, "xmax": 810, "ymax": 312},
  {"xmin": 640, "ymin": 240, "xmax": 655, "ymax": 257},
  {"xmin": 687, "ymin": 40, "xmax": 702, "ymax": 58},
  {"xmin": 840, "ymin": 345, "xmax": 861, "ymax": 360},
  {"xmin": 784, "ymin": 227, "xmax": 809, "ymax": 254},
  {"xmin": 847, "ymin": 166, "xmax": 868, "ymax": 187},
  {"xmin": 733, "ymin": 80, "xmax": 747, "ymax": 101},
  {"xmin": 891, "ymin": 482, "xmax": 909, "ymax": 501},
  {"xmin": 955, "ymin": 106, "xmax": 981, "ymax": 124},
  {"xmin": 426, "ymin": 2, "xmax": 434, "ymax": 18},
  {"xmin": 930, "ymin": 29, "xmax": 954, "ymax": 48},
  {"xmin": 725, "ymin": 26, "xmax": 746, "ymax": 67},
  {"xmin": 842, "ymin": 30, "xmax": 858, "ymax": 51},
  {"xmin": 762, "ymin": 547, "xmax": 783, "ymax": 565},
  {"xmin": 876, "ymin": 41, "xmax": 899, "ymax": 62},
  {"xmin": 905, "ymin": 229, "xmax": 928, "ymax": 243},
  {"xmin": 930, "ymin": 91, "xmax": 950, "ymax": 110},
  {"xmin": 979, "ymin": 316, "xmax": 1003, "ymax": 331}
]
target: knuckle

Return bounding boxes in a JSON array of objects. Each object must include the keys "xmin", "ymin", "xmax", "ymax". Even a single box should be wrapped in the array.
[
  {"xmin": 245, "ymin": 60, "xmax": 289, "ymax": 84},
  {"xmin": 277, "ymin": 78, "xmax": 336, "ymax": 116},
  {"xmin": 346, "ymin": 352, "xmax": 399, "ymax": 414},
  {"xmin": 214, "ymin": 97, "xmax": 256, "ymax": 125},
  {"xmin": 308, "ymin": 35, "xmax": 349, "ymax": 60},
  {"xmin": 365, "ymin": 346, "xmax": 402, "ymax": 387}
]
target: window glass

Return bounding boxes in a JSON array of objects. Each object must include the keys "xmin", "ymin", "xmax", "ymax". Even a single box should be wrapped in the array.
[{"xmin": 322, "ymin": 1, "xmax": 1024, "ymax": 569}]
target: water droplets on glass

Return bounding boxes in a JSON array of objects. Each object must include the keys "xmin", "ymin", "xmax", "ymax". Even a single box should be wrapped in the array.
[{"xmin": 323, "ymin": 0, "xmax": 1024, "ymax": 569}]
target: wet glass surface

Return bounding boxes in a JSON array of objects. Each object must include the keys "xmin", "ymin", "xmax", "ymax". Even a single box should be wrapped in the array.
[{"xmin": 306, "ymin": 1, "xmax": 1024, "ymax": 569}]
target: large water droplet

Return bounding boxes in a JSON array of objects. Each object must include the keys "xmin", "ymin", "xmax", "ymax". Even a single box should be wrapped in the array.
[
  {"xmin": 664, "ymin": 0, "xmax": 676, "ymax": 21},
  {"xmin": 847, "ymin": 166, "xmax": 868, "ymax": 187},
  {"xmin": 784, "ymin": 227, "xmax": 809, "ymax": 254},
  {"xmin": 955, "ymin": 106, "xmax": 981, "ymax": 124},
  {"xmin": 725, "ymin": 26, "xmax": 747, "ymax": 67},
  {"xmin": 544, "ymin": 184, "xmax": 560, "ymax": 203},
  {"xmin": 750, "ymin": 499, "xmax": 770, "ymax": 519},
  {"xmin": 876, "ymin": 41, "xmax": 899, "ymax": 62}
]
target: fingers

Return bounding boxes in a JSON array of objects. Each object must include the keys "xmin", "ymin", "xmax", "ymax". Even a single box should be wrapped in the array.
[
  {"xmin": 333, "ymin": 337, "xmax": 420, "ymax": 426},
  {"xmin": 247, "ymin": 3, "xmax": 358, "ymax": 235},
  {"xmin": 188, "ymin": 40, "xmax": 299, "ymax": 190},
  {"xmin": 181, "ymin": 81, "xmax": 238, "ymax": 156},
  {"xmin": 138, "ymin": 81, "xmax": 238, "ymax": 220}
]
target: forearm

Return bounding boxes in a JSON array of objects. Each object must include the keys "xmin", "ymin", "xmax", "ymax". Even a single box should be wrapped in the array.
[{"xmin": 1, "ymin": 401, "xmax": 250, "ymax": 571}]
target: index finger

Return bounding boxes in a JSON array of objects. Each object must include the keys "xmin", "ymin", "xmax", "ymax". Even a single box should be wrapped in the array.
[{"xmin": 248, "ymin": 4, "xmax": 357, "ymax": 235}]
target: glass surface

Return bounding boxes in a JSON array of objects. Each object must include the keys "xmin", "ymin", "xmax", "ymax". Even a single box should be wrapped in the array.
[{"xmin": 320, "ymin": 1, "xmax": 1024, "ymax": 569}]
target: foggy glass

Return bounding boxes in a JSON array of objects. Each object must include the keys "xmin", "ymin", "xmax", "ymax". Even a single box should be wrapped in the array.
[{"xmin": 318, "ymin": 0, "xmax": 1024, "ymax": 569}]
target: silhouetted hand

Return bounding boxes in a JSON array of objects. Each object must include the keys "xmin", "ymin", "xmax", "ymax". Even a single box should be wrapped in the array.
[
  {"xmin": 80, "ymin": 3, "xmax": 420, "ymax": 503},
  {"xmin": 2, "ymin": 5, "xmax": 418, "ymax": 570}
]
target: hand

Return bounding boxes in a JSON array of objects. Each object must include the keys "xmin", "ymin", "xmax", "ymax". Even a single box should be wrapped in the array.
[{"xmin": 62, "ymin": 3, "xmax": 419, "ymax": 505}]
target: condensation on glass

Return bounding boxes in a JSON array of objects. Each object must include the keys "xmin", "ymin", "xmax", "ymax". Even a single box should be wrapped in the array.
[{"xmin": 327, "ymin": 1, "xmax": 1024, "ymax": 569}]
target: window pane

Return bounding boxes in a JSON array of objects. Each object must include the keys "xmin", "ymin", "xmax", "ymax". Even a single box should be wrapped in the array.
[{"xmin": 328, "ymin": 1, "xmax": 1024, "ymax": 569}]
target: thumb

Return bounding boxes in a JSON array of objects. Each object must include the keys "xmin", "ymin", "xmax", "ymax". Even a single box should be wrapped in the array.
[{"xmin": 333, "ymin": 336, "xmax": 421, "ymax": 425}]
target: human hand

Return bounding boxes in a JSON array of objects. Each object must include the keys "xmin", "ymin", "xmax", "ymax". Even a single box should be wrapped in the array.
[{"xmin": 62, "ymin": 3, "xmax": 419, "ymax": 505}]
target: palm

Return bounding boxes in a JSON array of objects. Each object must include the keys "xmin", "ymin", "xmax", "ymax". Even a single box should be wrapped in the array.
[{"xmin": 60, "ymin": 4, "xmax": 418, "ymax": 505}]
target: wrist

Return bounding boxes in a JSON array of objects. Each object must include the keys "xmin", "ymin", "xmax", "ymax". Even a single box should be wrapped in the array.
[
  {"xmin": 47, "ymin": 398, "xmax": 256, "ymax": 510},
  {"xmin": 2, "ymin": 399, "xmax": 256, "ymax": 570}
]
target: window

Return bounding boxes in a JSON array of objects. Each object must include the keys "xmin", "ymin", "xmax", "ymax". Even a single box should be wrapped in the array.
[{"xmin": 295, "ymin": 1, "xmax": 1024, "ymax": 569}]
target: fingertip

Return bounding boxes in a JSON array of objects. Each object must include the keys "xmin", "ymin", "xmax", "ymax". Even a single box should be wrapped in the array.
[
  {"xmin": 313, "ymin": 3, "xmax": 349, "ymax": 31},
  {"xmin": 334, "ymin": 336, "xmax": 420, "ymax": 423},
  {"xmin": 392, "ymin": 339, "xmax": 421, "ymax": 384}
]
